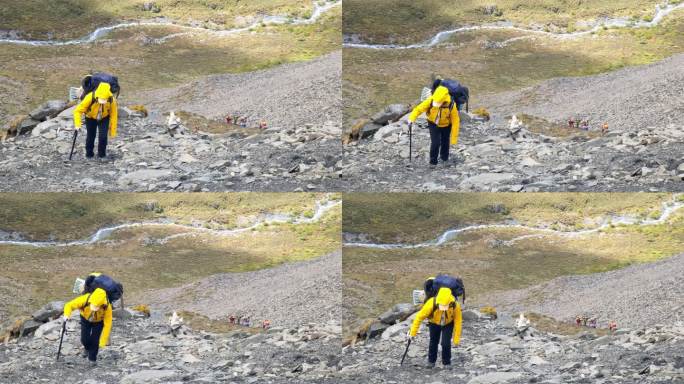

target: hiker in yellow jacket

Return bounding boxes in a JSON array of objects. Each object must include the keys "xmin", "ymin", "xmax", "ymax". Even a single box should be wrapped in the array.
[
  {"xmin": 74, "ymin": 82, "xmax": 118, "ymax": 159},
  {"xmin": 62, "ymin": 288, "xmax": 113, "ymax": 366},
  {"xmin": 408, "ymin": 85, "xmax": 460, "ymax": 167},
  {"xmin": 408, "ymin": 287, "xmax": 462, "ymax": 368}
]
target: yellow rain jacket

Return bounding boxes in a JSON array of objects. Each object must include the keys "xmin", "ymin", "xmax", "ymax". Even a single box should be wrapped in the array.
[
  {"xmin": 409, "ymin": 287, "xmax": 462, "ymax": 345},
  {"xmin": 63, "ymin": 288, "xmax": 113, "ymax": 348},
  {"xmin": 408, "ymin": 86, "xmax": 460, "ymax": 145},
  {"xmin": 74, "ymin": 83, "xmax": 118, "ymax": 138}
]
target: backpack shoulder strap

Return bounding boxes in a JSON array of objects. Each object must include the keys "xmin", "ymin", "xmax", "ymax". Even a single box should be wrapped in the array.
[
  {"xmin": 430, "ymin": 296, "xmax": 437, "ymax": 318},
  {"xmin": 83, "ymin": 293, "xmax": 93, "ymax": 309}
]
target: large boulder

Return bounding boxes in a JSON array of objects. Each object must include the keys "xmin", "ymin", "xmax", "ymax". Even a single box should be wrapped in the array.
[
  {"xmin": 29, "ymin": 100, "xmax": 68, "ymax": 121},
  {"xmin": 17, "ymin": 117, "xmax": 41, "ymax": 135},
  {"xmin": 31, "ymin": 119, "xmax": 62, "ymax": 137},
  {"xmin": 371, "ymin": 104, "xmax": 409, "ymax": 125},
  {"xmin": 34, "ymin": 319, "xmax": 64, "ymax": 340},
  {"xmin": 378, "ymin": 303, "xmax": 417, "ymax": 325},
  {"xmin": 32, "ymin": 301, "xmax": 64, "ymax": 322},
  {"xmin": 19, "ymin": 320, "xmax": 42, "ymax": 337},
  {"xmin": 360, "ymin": 122, "xmax": 383, "ymax": 139},
  {"xmin": 367, "ymin": 322, "xmax": 390, "ymax": 339}
]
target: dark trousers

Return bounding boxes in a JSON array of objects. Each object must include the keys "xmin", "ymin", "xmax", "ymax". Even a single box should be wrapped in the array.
[
  {"xmin": 428, "ymin": 123, "xmax": 451, "ymax": 165},
  {"xmin": 85, "ymin": 117, "xmax": 109, "ymax": 158},
  {"xmin": 80, "ymin": 317, "xmax": 104, "ymax": 362},
  {"xmin": 428, "ymin": 322, "xmax": 454, "ymax": 365}
]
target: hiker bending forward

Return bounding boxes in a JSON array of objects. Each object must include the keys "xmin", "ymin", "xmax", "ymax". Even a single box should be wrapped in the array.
[
  {"xmin": 62, "ymin": 288, "xmax": 113, "ymax": 366},
  {"xmin": 74, "ymin": 83, "xmax": 118, "ymax": 159},
  {"xmin": 408, "ymin": 85, "xmax": 460, "ymax": 166},
  {"xmin": 408, "ymin": 287, "xmax": 462, "ymax": 368}
]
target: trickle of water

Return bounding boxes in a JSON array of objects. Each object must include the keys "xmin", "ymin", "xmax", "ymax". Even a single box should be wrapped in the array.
[
  {"xmin": 0, "ymin": 1, "xmax": 340, "ymax": 46},
  {"xmin": 343, "ymin": 2, "xmax": 684, "ymax": 50}
]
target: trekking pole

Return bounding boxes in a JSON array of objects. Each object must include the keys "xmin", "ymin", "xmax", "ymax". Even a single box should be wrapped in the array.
[
  {"xmin": 408, "ymin": 122, "xmax": 413, "ymax": 163},
  {"xmin": 56, "ymin": 320, "xmax": 66, "ymax": 361},
  {"xmin": 400, "ymin": 338, "xmax": 412, "ymax": 366},
  {"xmin": 68, "ymin": 129, "xmax": 79, "ymax": 161}
]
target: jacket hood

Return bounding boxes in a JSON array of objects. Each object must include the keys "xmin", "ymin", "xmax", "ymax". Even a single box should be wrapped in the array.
[
  {"xmin": 94, "ymin": 83, "xmax": 113, "ymax": 100},
  {"xmin": 432, "ymin": 86, "xmax": 451, "ymax": 105},
  {"xmin": 435, "ymin": 287, "xmax": 455, "ymax": 306},
  {"xmin": 89, "ymin": 288, "xmax": 108, "ymax": 307}
]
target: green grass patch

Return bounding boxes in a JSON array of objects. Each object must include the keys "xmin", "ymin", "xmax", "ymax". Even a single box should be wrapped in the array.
[
  {"xmin": 0, "ymin": 6, "xmax": 340, "ymax": 119},
  {"xmin": 343, "ymin": 11, "xmax": 684, "ymax": 127},
  {"xmin": 342, "ymin": 193, "xmax": 683, "ymax": 336},
  {"xmin": 343, "ymin": 192, "xmax": 674, "ymax": 243},
  {"xmin": 0, "ymin": 193, "xmax": 341, "ymax": 328},
  {"xmin": 0, "ymin": 0, "xmax": 322, "ymax": 39},
  {"xmin": 343, "ymin": 0, "xmax": 663, "ymax": 44}
]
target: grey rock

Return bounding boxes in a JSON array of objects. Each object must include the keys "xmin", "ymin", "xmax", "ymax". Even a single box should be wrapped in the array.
[
  {"xmin": 371, "ymin": 104, "xmax": 409, "ymax": 125},
  {"xmin": 32, "ymin": 301, "xmax": 64, "ymax": 322},
  {"xmin": 29, "ymin": 100, "xmax": 68, "ymax": 121}
]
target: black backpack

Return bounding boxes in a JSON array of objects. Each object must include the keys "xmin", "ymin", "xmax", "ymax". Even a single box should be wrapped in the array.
[
  {"xmin": 432, "ymin": 78, "xmax": 469, "ymax": 112},
  {"xmin": 81, "ymin": 72, "xmax": 120, "ymax": 109},
  {"xmin": 424, "ymin": 274, "xmax": 466, "ymax": 303},
  {"xmin": 84, "ymin": 273, "xmax": 124, "ymax": 305}
]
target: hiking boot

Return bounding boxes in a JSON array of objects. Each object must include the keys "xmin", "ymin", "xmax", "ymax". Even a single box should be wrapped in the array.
[
  {"xmin": 81, "ymin": 350, "xmax": 88, "ymax": 359},
  {"xmin": 429, "ymin": 163, "xmax": 437, "ymax": 169},
  {"xmin": 424, "ymin": 361, "xmax": 436, "ymax": 369},
  {"xmin": 442, "ymin": 363, "xmax": 453, "ymax": 370},
  {"xmin": 88, "ymin": 360, "xmax": 97, "ymax": 368}
]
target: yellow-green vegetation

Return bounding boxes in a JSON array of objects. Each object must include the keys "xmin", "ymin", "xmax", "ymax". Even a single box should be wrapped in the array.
[
  {"xmin": 0, "ymin": 193, "xmax": 341, "ymax": 327},
  {"xmin": 525, "ymin": 312, "xmax": 609, "ymax": 336},
  {"xmin": 342, "ymin": 193, "xmax": 683, "ymax": 336},
  {"xmin": 0, "ymin": 0, "xmax": 322, "ymax": 39},
  {"xmin": 344, "ymin": 0, "xmax": 665, "ymax": 44},
  {"xmin": 343, "ymin": 192, "xmax": 674, "ymax": 243},
  {"xmin": 343, "ymin": 9, "xmax": 684, "ymax": 126},
  {"xmin": 0, "ymin": 192, "xmax": 338, "ymax": 240},
  {"xmin": 178, "ymin": 311, "xmax": 262, "ymax": 334},
  {"xmin": 0, "ymin": 5, "xmax": 340, "ymax": 118},
  {"xmin": 517, "ymin": 113, "xmax": 601, "ymax": 138}
]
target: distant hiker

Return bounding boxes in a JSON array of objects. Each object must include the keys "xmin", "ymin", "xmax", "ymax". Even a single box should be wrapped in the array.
[
  {"xmin": 575, "ymin": 316, "xmax": 582, "ymax": 327},
  {"xmin": 581, "ymin": 316, "xmax": 588, "ymax": 327},
  {"xmin": 74, "ymin": 83, "xmax": 118, "ymax": 159},
  {"xmin": 407, "ymin": 85, "xmax": 460, "ymax": 167},
  {"xmin": 408, "ymin": 287, "xmax": 462, "ymax": 368},
  {"xmin": 226, "ymin": 115, "xmax": 233, "ymax": 125},
  {"xmin": 262, "ymin": 320, "xmax": 271, "ymax": 330},
  {"xmin": 581, "ymin": 120, "xmax": 589, "ymax": 131},
  {"xmin": 62, "ymin": 288, "xmax": 113, "ymax": 366},
  {"xmin": 568, "ymin": 117, "xmax": 575, "ymax": 128},
  {"xmin": 238, "ymin": 116, "xmax": 248, "ymax": 128},
  {"xmin": 602, "ymin": 122, "xmax": 609, "ymax": 135},
  {"xmin": 588, "ymin": 317, "xmax": 597, "ymax": 328},
  {"xmin": 229, "ymin": 315, "xmax": 236, "ymax": 324},
  {"xmin": 609, "ymin": 320, "xmax": 617, "ymax": 333},
  {"xmin": 259, "ymin": 120, "xmax": 268, "ymax": 130}
]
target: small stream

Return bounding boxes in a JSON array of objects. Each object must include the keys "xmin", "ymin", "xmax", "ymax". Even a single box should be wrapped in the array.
[
  {"xmin": 343, "ymin": 1, "xmax": 684, "ymax": 50},
  {"xmin": 0, "ymin": 199, "xmax": 340, "ymax": 248},
  {"xmin": 0, "ymin": 1, "xmax": 340, "ymax": 46},
  {"xmin": 344, "ymin": 197, "xmax": 683, "ymax": 249}
]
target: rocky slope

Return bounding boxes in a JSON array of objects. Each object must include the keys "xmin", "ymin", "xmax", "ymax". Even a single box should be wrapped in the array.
[
  {"xmin": 0, "ymin": 52, "xmax": 342, "ymax": 192},
  {"xmin": 342, "ymin": 54, "xmax": 684, "ymax": 192},
  {"xmin": 135, "ymin": 51, "xmax": 342, "ymax": 130},
  {"xmin": 0, "ymin": 313, "xmax": 341, "ymax": 384},
  {"xmin": 482, "ymin": 253, "xmax": 684, "ymax": 329},
  {"xmin": 339, "ymin": 309, "xmax": 684, "ymax": 383},
  {"xmin": 144, "ymin": 251, "xmax": 341, "ymax": 328}
]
